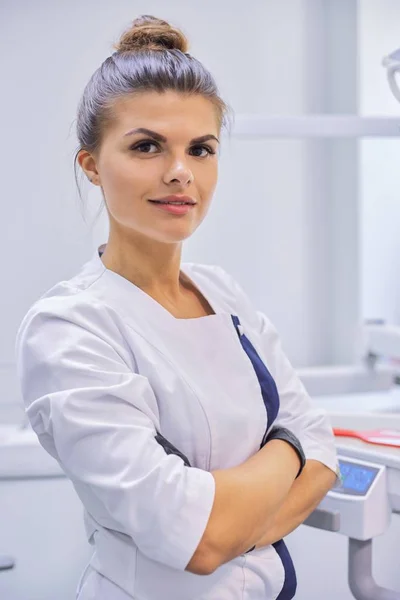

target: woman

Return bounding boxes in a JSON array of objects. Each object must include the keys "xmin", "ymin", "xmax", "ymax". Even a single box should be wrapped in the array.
[{"xmin": 15, "ymin": 15, "xmax": 339, "ymax": 600}]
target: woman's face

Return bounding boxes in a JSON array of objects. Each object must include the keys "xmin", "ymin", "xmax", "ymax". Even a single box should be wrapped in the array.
[{"xmin": 85, "ymin": 90, "xmax": 220, "ymax": 245}]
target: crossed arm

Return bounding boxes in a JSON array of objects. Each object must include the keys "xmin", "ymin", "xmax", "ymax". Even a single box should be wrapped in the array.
[{"xmin": 253, "ymin": 459, "xmax": 337, "ymax": 549}]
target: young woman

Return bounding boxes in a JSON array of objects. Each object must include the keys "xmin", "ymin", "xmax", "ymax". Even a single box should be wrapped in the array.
[{"xmin": 15, "ymin": 15, "xmax": 339, "ymax": 600}]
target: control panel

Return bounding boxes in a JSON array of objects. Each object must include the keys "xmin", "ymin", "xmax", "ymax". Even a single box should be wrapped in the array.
[
  {"xmin": 318, "ymin": 455, "xmax": 390, "ymax": 540},
  {"xmin": 335, "ymin": 460, "xmax": 379, "ymax": 497}
]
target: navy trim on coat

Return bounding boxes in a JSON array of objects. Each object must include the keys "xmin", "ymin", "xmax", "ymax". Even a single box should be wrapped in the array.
[
  {"xmin": 231, "ymin": 315, "xmax": 280, "ymax": 428},
  {"xmin": 272, "ymin": 539, "xmax": 297, "ymax": 599}
]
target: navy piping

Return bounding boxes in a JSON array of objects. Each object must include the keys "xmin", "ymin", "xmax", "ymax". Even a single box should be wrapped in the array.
[
  {"xmin": 272, "ymin": 539, "xmax": 297, "ymax": 599},
  {"xmin": 231, "ymin": 315, "xmax": 280, "ymax": 428},
  {"xmin": 231, "ymin": 315, "xmax": 296, "ymax": 598}
]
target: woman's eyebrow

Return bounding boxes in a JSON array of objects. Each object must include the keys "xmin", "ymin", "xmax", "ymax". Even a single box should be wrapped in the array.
[{"xmin": 123, "ymin": 127, "xmax": 219, "ymax": 144}]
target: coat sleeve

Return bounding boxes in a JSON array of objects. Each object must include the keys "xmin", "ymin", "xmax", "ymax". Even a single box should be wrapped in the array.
[
  {"xmin": 254, "ymin": 310, "xmax": 340, "ymax": 483},
  {"xmin": 215, "ymin": 265, "xmax": 341, "ymax": 485},
  {"xmin": 14, "ymin": 307, "xmax": 216, "ymax": 572}
]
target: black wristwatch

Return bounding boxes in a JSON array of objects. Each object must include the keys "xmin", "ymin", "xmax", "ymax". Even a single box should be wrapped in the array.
[{"xmin": 261, "ymin": 426, "xmax": 306, "ymax": 479}]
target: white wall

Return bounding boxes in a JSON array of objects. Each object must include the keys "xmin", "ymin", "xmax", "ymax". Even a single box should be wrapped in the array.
[
  {"xmin": 287, "ymin": 5, "xmax": 400, "ymax": 600},
  {"xmin": 359, "ymin": 0, "xmax": 400, "ymax": 324}
]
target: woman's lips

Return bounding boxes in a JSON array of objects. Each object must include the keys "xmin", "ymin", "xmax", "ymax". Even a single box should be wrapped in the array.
[{"xmin": 148, "ymin": 201, "xmax": 195, "ymax": 215}]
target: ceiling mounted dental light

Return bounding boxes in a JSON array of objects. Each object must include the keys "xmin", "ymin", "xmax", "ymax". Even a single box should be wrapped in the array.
[{"xmin": 382, "ymin": 48, "xmax": 400, "ymax": 102}]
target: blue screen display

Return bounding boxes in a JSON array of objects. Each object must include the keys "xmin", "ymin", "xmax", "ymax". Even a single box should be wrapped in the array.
[{"xmin": 336, "ymin": 460, "xmax": 379, "ymax": 496}]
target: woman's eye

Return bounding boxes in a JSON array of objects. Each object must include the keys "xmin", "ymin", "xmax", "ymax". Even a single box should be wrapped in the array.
[
  {"xmin": 131, "ymin": 141, "xmax": 159, "ymax": 153},
  {"xmin": 190, "ymin": 145, "xmax": 216, "ymax": 158}
]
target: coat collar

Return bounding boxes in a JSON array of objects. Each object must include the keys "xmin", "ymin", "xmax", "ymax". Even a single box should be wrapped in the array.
[{"xmin": 82, "ymin": 244, "xmax": 234, "ymax": 340}]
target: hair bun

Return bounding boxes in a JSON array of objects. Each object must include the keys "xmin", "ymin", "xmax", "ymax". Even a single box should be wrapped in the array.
[{"xmin": 114, "ymin": 15, "xmax": 189, "ymax": 54}]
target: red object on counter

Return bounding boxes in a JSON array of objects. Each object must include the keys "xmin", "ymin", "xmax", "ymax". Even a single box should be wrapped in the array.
[{"xmin": 333, "ymin": 428, "xmax": 400, "ymax": 448}]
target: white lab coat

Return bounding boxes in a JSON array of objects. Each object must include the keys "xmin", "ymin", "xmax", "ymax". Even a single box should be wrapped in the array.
[{"xmin": 15, "ymin": 244, "xmax": 338, "ymax": 600}]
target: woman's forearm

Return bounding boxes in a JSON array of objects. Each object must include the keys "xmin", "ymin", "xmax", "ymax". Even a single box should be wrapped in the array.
[
  {"xmin": 187, "ymin": 440, "xmax": 301, "ymax": 574},
  {"xmin": 254, "ymin": 459, "xmax": 337, "ymax": 548}
]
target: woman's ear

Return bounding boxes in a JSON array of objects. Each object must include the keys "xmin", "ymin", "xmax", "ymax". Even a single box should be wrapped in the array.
[{"xmin": 77, "ymin": 149, "xmax": 100, "ymax": 186}]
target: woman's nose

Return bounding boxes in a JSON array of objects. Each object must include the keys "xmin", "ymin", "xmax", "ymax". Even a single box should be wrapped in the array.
[{"xmin": 164, "ymin": 160, "xmax": 194, "ymax": 186}]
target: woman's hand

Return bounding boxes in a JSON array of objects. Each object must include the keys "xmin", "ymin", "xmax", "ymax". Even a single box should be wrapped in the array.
[{"xmin": 252, "ymin": 459, "xmax": 337, "ymax": 549}]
